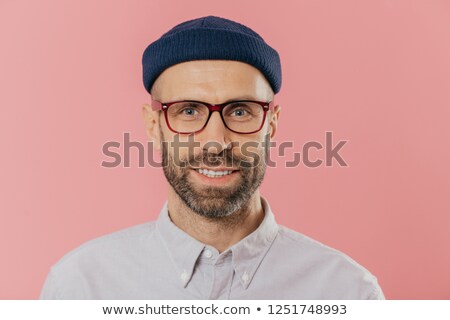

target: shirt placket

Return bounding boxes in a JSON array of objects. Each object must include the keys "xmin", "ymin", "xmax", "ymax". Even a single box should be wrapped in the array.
[{"xmin": 207, "ymin": 253, "xmax": 234, "ymax": 299}]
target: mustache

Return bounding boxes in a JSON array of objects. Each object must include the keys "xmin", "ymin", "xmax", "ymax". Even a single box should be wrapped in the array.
[
  {"xmin": 191, "ymin": 149, "xmax": 242, "ymax": 168},
  {"xmin": 172, "ymin": 148, "xmax": 249, "ymax": 170}
]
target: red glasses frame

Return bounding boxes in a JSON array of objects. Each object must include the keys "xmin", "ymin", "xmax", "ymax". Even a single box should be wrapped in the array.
[{"xmin": 151, "ymin": 97, "xmax": 275, "ymax": 134}]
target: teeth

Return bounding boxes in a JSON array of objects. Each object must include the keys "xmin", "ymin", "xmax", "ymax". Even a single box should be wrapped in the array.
[{"xmin": 196, "ymin": 169, "xmax": 234, "ymax": 178}]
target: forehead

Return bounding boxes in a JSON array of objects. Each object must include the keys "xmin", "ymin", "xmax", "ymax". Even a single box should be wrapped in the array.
[{"xmin": 152, "ymin": 60, "xmax": 273, "ymax": 103}]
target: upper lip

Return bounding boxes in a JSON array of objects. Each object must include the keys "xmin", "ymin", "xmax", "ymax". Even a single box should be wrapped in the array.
[{"xmin": 193, "ymin": 167, "xmax": 238, "ymax": 171}]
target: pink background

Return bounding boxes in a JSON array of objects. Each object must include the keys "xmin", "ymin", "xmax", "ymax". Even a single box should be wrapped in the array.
[{"xmin": 1, "ymin": 0, "xmax": 449, "ymax": 299}]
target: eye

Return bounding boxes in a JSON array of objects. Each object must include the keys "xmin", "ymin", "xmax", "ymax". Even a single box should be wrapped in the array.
[
  {"xmin": 182, "ymin": 107, "xmax": 197, "ymax": 116},
  {"xmin": 226, "ymin": 103, "xmax": 255, "ymax": 118},
  {"xmin": 232, "ymin": 109, "xmax": 247, "ymax": 117},
  {"xmin": 174, "ymin": 102, "xmax": 203, "ymax": 116}
]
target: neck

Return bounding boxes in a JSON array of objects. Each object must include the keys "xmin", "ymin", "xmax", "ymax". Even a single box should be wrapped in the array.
[{"xmin": 167, "ymin": 187, "xmax": 265, "ymax": 253}]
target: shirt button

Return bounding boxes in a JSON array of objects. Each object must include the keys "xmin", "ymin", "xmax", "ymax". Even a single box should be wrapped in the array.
[
  {"xmin": 203, "ymin": 249, "xmax": 213, "ymax": 258},
  {"xmin": 241, "ymin": 272, "xmax": 249, "ymax": 283}
]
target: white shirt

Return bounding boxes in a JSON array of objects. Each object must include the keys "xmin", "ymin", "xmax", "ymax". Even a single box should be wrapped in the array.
[{"xmin": 40, "ymin": 197, "xmax": 385, "ymax": 299}]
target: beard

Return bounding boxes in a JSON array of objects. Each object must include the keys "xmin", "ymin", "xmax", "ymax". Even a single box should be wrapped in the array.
[{"xmin": 161, "ymin": 132, "xmax": 269, "ymax": 219}]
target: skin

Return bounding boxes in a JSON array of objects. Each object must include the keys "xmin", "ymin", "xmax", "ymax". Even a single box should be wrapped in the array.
[{"xmin": 142, "ymin": 60, "xmax": 281, "ymax": 253}]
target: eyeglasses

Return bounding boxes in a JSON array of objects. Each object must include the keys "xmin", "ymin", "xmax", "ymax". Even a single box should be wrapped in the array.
[{"xmin": 151, "ymin": 98, "xmax": 275, "ymax": 134}]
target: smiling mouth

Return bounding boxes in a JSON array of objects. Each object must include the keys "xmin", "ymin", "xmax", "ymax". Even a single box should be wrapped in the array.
[{"xmin": 193, "ymin": 168, "xmax": 238, "ymax": 178}]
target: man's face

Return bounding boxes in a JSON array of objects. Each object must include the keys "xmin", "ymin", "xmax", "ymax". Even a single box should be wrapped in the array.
[{"xmin": 144, "ymin": 60, "xmax": 280, "ymax": 218}]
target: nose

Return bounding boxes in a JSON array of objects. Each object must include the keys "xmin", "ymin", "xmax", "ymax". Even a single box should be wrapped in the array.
[{"xmin": 199, "ymin": 111, "xmax": 230, "ymax": 154}]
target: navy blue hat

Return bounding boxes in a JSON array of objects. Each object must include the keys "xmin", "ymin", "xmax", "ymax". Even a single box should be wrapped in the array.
[{"xmin": 142, "ymin": 15, "xmax": 282, "ymax": 95}]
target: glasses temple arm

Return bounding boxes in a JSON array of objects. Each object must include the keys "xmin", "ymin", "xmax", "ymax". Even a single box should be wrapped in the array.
[{"xmin": 150, "ymin": 97, "xmax": 163, "ymax": 111}]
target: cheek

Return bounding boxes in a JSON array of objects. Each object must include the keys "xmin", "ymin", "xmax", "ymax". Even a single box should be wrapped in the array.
[
  {"xmin": 166, "ymin": 134, "xmax": 204, "ymax": 164},
  {"xmin": 233, "ymin": 135, "xmax": 266, "ymax": 164}
]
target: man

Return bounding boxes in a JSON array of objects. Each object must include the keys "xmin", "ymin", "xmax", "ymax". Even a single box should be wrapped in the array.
[{"xmin": 40, "ymin": 15, "xmax": 384, "ymax": 299}]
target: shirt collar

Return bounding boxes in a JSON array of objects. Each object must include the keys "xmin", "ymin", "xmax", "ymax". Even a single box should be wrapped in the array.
[{"xmin": 155, "ymin": 196, "xmax": 279, "ymax": 289}]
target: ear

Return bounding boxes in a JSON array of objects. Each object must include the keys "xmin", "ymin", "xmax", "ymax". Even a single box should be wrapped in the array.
[
  {"xmin": 268, "ymin": 104, "xmax": 281, "ymax": 139},
  {"xmin": 142, "ymin": 103, "xmax": 162, "ymax": 152}
]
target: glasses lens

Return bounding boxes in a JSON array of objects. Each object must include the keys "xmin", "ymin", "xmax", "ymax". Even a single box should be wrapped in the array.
[
  {"xmin": 167, "ymin": 102, "xmax": 209, "ymax": 132},
  {"xmin": 223, "ymin": 102, "xmax": 265, "ymax": 133}
]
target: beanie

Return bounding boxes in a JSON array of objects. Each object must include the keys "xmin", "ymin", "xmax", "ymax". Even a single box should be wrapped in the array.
[{"xmin": 142, "ymin": 15, "xmax": 282, "ymax": 95}]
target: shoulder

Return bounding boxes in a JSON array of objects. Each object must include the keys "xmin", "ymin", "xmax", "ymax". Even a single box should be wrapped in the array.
[
  {"xmin": 275, "ymin": 225, "xmax": 364, "ymax": 265},
  {"xmin": 55, "ymin": 221, "xmax": 157, "ymax": 267},
  {"xmin": 271, "ymin": 225, "xmax": 384, "ymax": 299},
  {"xmin": 40, "ymin": 221, "xmax": 158, "ymax": 299}
]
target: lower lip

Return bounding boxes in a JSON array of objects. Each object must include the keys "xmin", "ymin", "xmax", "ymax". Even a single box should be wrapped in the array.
[{"xmin": 191, "ymin": 169, "xmax": 239, "ymax": 185}]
